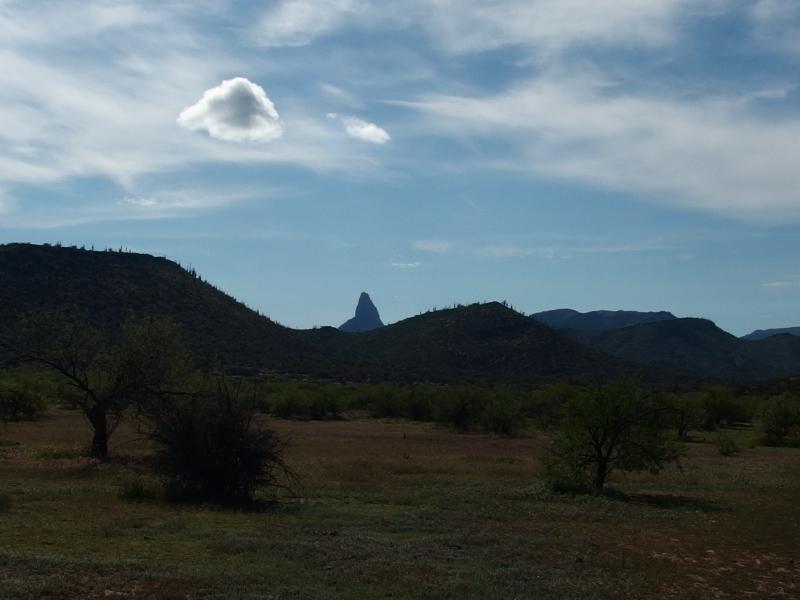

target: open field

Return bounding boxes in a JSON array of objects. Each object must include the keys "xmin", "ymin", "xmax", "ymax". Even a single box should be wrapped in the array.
[{"xmin": 1, "ymin": 410, "xmax": 799, "ymax": 599}]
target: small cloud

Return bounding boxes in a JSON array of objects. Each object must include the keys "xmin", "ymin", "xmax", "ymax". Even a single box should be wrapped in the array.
[
  {"xmin": 412, "ymin": 239, "xmax": 452, "ymax": 253},
  {"xmin": 177, "ymin": 77, "xmax": 284, "ymax": 142},
  {"xmin": 762, "ymin": 279, "xmax": 800, "ymax": 289},
  {"xmin": 0, "ymin": 191, "xmax": 15, "ymax": 215},
  {"xmin": 391, "ymin": 261, "xmax": 421, "ymax": 269},
  {"xmin": 475, "ymin": 245, "xmax": 567, "ymax": 260},
  {"xmin": 328, "ymin": 113, "xmax": 390, "ymax": 144},
  {"xmin": 252, "ymin": 0, "xmax": 362, "ymax": 47},
  {"xmin": 320, "ymin": 83, "xmax": 362, "ymax": 107}
]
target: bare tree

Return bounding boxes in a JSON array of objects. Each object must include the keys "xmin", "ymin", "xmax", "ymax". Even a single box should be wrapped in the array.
[{"xmin": 6, "ymin": 312, "xmax": 191, "ymax": 460}]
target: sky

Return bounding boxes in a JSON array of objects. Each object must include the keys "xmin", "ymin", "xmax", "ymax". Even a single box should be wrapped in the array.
[{"xmin": 1, "ymin": 0, "xmax": 799, "ymax": 335}]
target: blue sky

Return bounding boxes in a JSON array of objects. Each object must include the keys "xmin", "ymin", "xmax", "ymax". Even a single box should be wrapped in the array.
[{"xmin": 1, "ymin": 0, "xmax": 799, "ymax": 335}]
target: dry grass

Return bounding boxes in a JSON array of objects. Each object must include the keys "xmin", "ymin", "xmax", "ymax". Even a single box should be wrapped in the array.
[{"xmin": 1, "ymin": 409, "xmax": 799, "ymax": 599}]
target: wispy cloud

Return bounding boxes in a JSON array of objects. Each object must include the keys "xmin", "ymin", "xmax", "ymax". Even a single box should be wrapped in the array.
[
  {"xmin": 1, "ymin": 187, "xmax": 264, "ymax": 230},
  {"xmin": 399, "ymin": 73, "xmax": 800, "ymax": 221},
  {"xmin": 251, "ymin": 0, "xmax": 365, "ymax": 47},
  {"xmin": 762, "ymin": 278, "xmax": 800, "ymax": 289},
  {"xmin": 251, "ymin": 0, "xmax": 722, "ymax": 55},
  {"xmin": 751, "ymin": 0, "xmax": 800, "ymax": 57},
  {"xmin": 320, "ymin": 83, "xmax": 363, "ymax": 108},
  {"xmin": 474, "ymin": 238, "xmax": 670, "ymax": 260},
  {"xmin": 391, "ymin": 260, "xmax": 421, "ymax": 269},
  {"xmin": 412, "ymin": 239, "xmax": 452, "ymax": 253}
]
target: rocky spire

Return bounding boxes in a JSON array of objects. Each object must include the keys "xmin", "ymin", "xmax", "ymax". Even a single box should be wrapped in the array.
[{"xmin": 339, "ymin": 292, "xmax": 384, "ymax": 332}]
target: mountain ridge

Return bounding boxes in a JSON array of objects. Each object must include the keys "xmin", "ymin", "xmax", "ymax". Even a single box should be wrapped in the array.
[
  {"xmin": 742, "ymin": 326, "xmax": 800, "ymax": 341},
  {"xmin": 533, "ymin": 308, "xmax": 677, "ymax": 331}
]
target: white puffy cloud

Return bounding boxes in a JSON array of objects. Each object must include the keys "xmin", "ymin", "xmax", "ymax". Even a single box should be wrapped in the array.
[
  {"xmin": 328, "ymin": 113, "xmax": 390, "ymax": 144},
  {"xmin": 413, "ymin": 239, "xmax": 451, "ymax": 253},
  {"xmin": 177, "ymin": 77, "xmax": 284, "ymax": 142}
]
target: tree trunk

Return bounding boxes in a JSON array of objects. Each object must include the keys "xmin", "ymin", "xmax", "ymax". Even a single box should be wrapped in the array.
[
  {"xmin": 87, "ymin": 408, "xmax": 109, "ymax": 461},
  {"xmin": 593, "ymin": 458, "xmax": 607, "ymax": 493}
]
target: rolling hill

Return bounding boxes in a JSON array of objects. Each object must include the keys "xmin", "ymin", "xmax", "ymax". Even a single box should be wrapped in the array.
[
  {"xmin": 2, "ymin": 243, "xmax": 796, "ymax": 385},
  {"xmin": 0, "ymin": 243, "xmax": 311, "ymax": 371},
  {"xmin": 569, "ymin": 318, "xmax": 800, "ymax": 381},
  {"xmin": 742, "ymin": 327, "xmax": 800, "ymax": 341},
  {"xmin": 533, "ymin": 308, "xmax": 677, "ymax": 330},
  {"xmin": 318, "ymin": 302, "xmax": 650, "ymax": 385},
  {"xmin": 0, "ymin": 243, "xmax": 647, "ymax": 385}
]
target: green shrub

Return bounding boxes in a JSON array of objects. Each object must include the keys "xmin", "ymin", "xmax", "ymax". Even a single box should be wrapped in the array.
[
  {"xmin": 118, "ymin": 479, "xmax": 159, "ymax": 503},
  {"xmin": 759, "ymin": 396, "xmax": 800, "ymax": 447},
  {"xmin": 433, "ymin": 387, "xmax": 489, "ymax": 430},
  {"xmin": 35, "ymin": 447, "xmax": 85, "ymax": 460},
  {"xmin": 271, "ymin": 385, "xmax": 342, "ymax": 420},
  {"xmin": 144, "ymin": 378, "xmax": 294, "ymax": 505},
  {"xmin": 479, "ymin": 393, "xmax": 526, "ymax": 436},
  {"xmin": 715, "ymin": 430, "xmax": 740, "ymax": 456},
  {"xmin": 0, "ymin": 390, "xmax": 45, "ymax": 422},
  {"xmin": 545, "ymin": 381, "xmax": 682, "ymax": 493},
  {"xmin": 700, "ymin": 387, "xmax": 750, "ymax": 430}
]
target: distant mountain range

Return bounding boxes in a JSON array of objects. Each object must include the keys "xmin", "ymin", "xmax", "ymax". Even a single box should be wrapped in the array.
[
  {"xmin": 566, "ymin": 318, "xmax": 800, "ymax": 382},
  {"xmin": 741, "ymin": 327, "xmax": 800, "ymax": 341},
  {"xmin": 533, "ymin": 308, "xmax": 677, "ymax": 330},
  {"xmin": 339, "ymin": 292, "xmax": 384, "ymax": 332},
  {"xmin": 1, "ymin": 243, "xmax": 799, "ymax": 384}
]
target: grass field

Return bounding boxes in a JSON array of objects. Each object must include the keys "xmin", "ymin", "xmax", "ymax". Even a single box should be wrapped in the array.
[{"xmin": 1, "ymin": 410, "xmax": 799, "ymax": 599}]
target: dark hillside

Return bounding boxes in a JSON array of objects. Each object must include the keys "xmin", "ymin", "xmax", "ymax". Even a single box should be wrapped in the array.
[
  {"xmin": 742, "ymin": 326, "xmax": 800, "ymax": 341},
  {"xmin": 0, "ymin": 244, "xmax": 693, "ymax": 386},
  {"xmin": 0, "ymin": 243, "xmax": 308, "ymax": 370},
  {"xmin": 534, "ymin": 308, "xmax": 676, "ymax": 331},
  {"xmin": 318, "ymin": 302, "xmax": 659, "ymax": 385},
  {"xmin": 570, "ymin": 318, "xmax": 800, "ymax": 381}
]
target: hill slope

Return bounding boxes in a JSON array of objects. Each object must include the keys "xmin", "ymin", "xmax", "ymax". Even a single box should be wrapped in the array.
[
  {"xmin": 0, "ymin": 244, "xmax": 706, "ymax": 385},
  {"xmin": 533, "ymin": 308, "xmax": 676, "ymax": 331},
  {"xmin": 570, "ymin": 318, "xmax": 800, "ymax": 381},
  {"xmin": 742, "ymin": 327, "xmax": 800, "ymax": 341},
  {"xmin": 318, "ymin": 302, "xmax": 661, "ymax": 385},
  {"xmin": 0, "ymin": 243, "xmax": 309, "ymax": 370}
]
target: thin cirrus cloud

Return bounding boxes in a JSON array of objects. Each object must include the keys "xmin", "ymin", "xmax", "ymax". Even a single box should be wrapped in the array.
[
  {"xmin": 177, "ymin": 77, "xmax": 285, "ymax": 143},
  {"xmin": 252, "ymin": 0, "xmax": 365, "ymax": 47},
  {"xmin": 327, "ymin": 114, "xmax": 390, "ymax": 144},
  {"xmin": 412, "ymin": 239, "xmax": 452, "ymax": 253},
  {"xmin": 391, "ymin": 261, "xmax": 421, "ymax": 269},
  {"xmin": 250, "ymin": 0, "xmax": 721, "ymax": 54},
  {"xmin": 399, "ymin": 73, "xmax": 800, "ymax": 221},
  {"xmin": 762, "ymin": 279, "xmax": 800, "ymax": 289},
  {"xmin": 751, "ymin": 0, "xmax": 800, "ymax": 56}
]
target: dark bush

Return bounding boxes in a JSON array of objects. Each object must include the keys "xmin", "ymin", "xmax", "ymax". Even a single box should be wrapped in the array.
[
  {"xmin": 143, "ymin": 378, "xmax": 294, "ymax": 505},
  {"xmin": 271, "ymin": 385, "xmax": 342, "ymax": 420},
  {"xmin": 715, "ymin": 430, "xmax": 740, "ymax": 456},
  {"xmin": 479, "ymin": 392, "xmax": 526, "ymax": 436},
  {"xmin": 759, "ymin": 395, "xmax": 800, "ymax": 447},
  {"xmin": 118, "ymin": 479, "xmax": 159, "ymax": 503},
  {"xmin": 700, "ymin": 387, "xmax": 750, "ymax": 430}
]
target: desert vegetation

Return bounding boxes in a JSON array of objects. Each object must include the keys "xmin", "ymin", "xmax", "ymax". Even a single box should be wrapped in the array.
[{"xmin": 1, "ymin": 247, "xmax": 799, "ymax": 597}]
